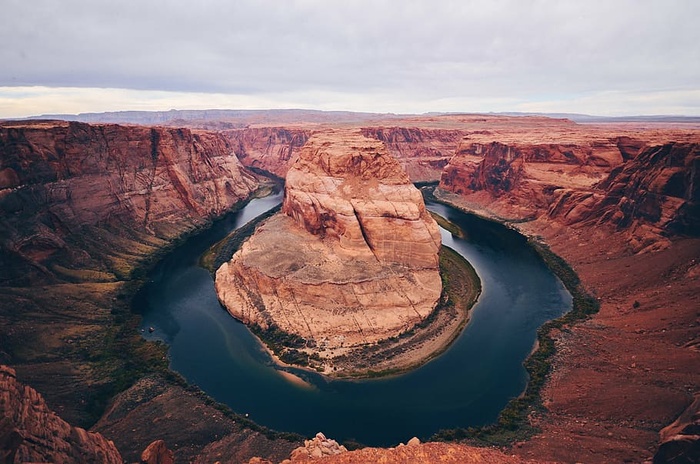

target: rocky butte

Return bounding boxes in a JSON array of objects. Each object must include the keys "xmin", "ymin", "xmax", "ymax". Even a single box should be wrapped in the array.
[{"xmin": 215, "ymin": 130, "xmax": 443, "ymax": 374}]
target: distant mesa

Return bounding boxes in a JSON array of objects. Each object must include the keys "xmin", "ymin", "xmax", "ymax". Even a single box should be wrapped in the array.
[{"xmin": 215, "ymin": 130, "xmax": 442, "ymax": 374}]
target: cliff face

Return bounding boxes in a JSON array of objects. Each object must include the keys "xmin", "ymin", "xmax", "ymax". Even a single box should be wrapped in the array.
[
  {"xmin": 223, "ymin": 126, "xmax": 464, "ymax": 183},
  {"xmin": 0, "ymin": 120, "xmax": 259, "ymax": 437},
  {"xmin": 223, "ymin": 127, "xmax": 311, "ymax": 178},
  {"xmin": 439, "ymin": 140, "xmax": 614, "ymax": 217},
  {"xmin": 282, "ymin": 131, "xmax": 441, "ymax": 268},
  {"xmin": 0, "ymin": 120, "xmax": 258, "ymax": 286},
  {"xmin": 547, "ymin": 143, "xmax": 699, "ymax": 251},
  {"xmin": 215, "ymin": 130, "xmax": 442, "ymax": 372},
  {"xmin": 361, "ymin": 127, "xmax": 464, "ymax": 182},
  {"xmin": 439, "ymin": 138, "xmax": 699, "ymax": 251},
  {"xmin": 0, "ymin": 365, "xmax": 123, "ymax": 464}
]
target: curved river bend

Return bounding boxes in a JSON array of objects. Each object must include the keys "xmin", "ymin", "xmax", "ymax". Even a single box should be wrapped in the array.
[{"xmin": 135, "ymin": 192, "xmax": 571, "ymax": 446}]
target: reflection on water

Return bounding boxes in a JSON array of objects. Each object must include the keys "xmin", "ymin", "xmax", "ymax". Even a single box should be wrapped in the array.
[{"xmin": 135, "ymin": 194, "xmax": 571, "ymax": 446}]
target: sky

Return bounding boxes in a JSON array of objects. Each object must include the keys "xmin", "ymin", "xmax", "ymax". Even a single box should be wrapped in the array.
[{"xmin": 1, "ymin": 0, "xmax": 699, "ymax": 118}]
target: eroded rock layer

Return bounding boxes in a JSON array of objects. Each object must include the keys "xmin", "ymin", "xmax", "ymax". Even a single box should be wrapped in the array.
[
  {"xmin": 216, "ymin": 130, "xmax": 441, "ymax": 361},
  {"xmin": 0, "ymin": 120, "xmax": 260, "ymax": 437},
  {"xmin": 0, "ymin": 365, "xmax": 123, "ymax": 464},
  {"xmin": 224, "ymin": 126, "xmax": 311, "ymax": 178},
  {"xmin": 439, "ymin": 136, "xmax": 699, "ymax": 251},
  {"xmin": 0, "ymin": 120, "xmax": 258, "ymax": 286}
]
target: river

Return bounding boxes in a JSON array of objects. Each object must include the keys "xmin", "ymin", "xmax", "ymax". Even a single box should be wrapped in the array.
[{"xmin": 135, "ymin": 191, "xmax": 572, "ymax": 446}]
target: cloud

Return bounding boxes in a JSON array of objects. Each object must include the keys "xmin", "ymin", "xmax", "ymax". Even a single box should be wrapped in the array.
[{"xmin": 1, "ymin": 0, "xmax": 699, "ymax": 117}]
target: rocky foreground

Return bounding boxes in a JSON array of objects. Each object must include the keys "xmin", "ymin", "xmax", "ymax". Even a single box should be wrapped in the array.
[{"xmin": 215, "ymin": 130, "xmax": 444, "ymax": 374}]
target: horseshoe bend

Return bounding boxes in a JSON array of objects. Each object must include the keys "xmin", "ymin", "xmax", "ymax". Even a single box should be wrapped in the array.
[{"xmin": 0, "ymin": 113, "xmax": 698, "ymax": 464}]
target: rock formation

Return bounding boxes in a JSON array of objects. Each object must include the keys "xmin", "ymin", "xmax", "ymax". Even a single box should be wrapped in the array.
[
  {"xmin": 93, "ymin": 375, "xmax": 300, "ymax": 463},
  {"xmin": 0, "ymin": 120, "xmax": 258, "ymax": 286},
  {"xmin": 224, "ymin": 125, "xmax": 465, "ymax": 183},
  {"xmin": 250, "ymin": 440, "xmax": 528, "ymax": 464},
  {"xmin": 439, "ymin": 135, "xmax": 699, "ymax": 252},
  {"xmin": 361, "ymin": 127, "xmax": 464, "ymax": 182},
  {"xmin": 0, "ymin": 365, "xmax": 123, "ymax": 463},
  {"xmin": 224, "ymin": 127, "xmax": 311, "ymax": 178},
  {"xmin": 432, "ymin": 118, "xmax": 700, "ymax": 462},
  {"xmin": 439, "ymin": 140, "xmax": 620, "ymax": 217},
  {"xmin": 548, "ymin": 142, "xmax": 700, "ymax": 252},
  {"xmin": 140, "ymin": 439, "xmax": 175, "ymax": 464},
  {"xmin": 287, "ymin": 432, "xmax": 348, "ymax": 461},
  {"xmin": 2, "ymin": 113, "xmax": 699, "ymax": 464},
  {"xmin": 215, "ymin": 130, "xmax": 441, "ymax": 370},
  {"xmin": 654, "ymin": 394, "xmax": 700, "ymax": 463},
  {"xmin": 0, "ymin": 120, "xmax": 261, "ymax": 445}
]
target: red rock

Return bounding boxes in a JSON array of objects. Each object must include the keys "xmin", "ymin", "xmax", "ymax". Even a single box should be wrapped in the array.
[
  {"xmin": 0, "ymin": 364, "xmax": 123, "ymax": 463},
  {"xmin": 224, "ymin": 126, "xmax": 311, "ymax": 178},
  {"xmin": 141, "ymin": 439, "xmax": 175, "ymax": 464},
  {"xmin": 361, "ymin": 126, "xmax": 465, "ymax": 182},
  {"xmin": 0, "ymin": 120, "xmax": 258, "ymax": 285}
]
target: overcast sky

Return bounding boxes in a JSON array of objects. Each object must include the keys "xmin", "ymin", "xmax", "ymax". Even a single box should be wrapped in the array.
[{"xmin": 1, "ymin": 0, "xmax": 699, "ymax": 118}]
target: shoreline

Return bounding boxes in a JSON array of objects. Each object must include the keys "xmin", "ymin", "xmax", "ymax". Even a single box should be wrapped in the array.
[{"xmin": 429, "ymin": 186, "xmax": 600, "ymax": 445}]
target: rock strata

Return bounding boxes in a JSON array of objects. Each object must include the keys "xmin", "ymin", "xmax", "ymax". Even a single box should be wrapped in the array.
[
  {"xmin": 548, "ymin": 142, "xmax": 699, "ymax": 252},
  {"xmin": 0, "ymin": 120, "xmax": 258, "ymax": 286},
  {"xmin": 224, "ymin": 126, "xmax": 311, "ymax": 178},
  {"xmin": 654, "ymin": 394, "xmax": 700, "ymax": 463},
  {"xmin": 439, "ymin": 135, "xmax": 699, "ymax": 252},
  {"xmin": 0, "ymin": 365, "xmax": 123, "ymax": 463},
  {"xmin": 361, "ymin": 126, "xmax": 465, "ymax": 182},
  {"xmin": 0, "ymin": 120, "xmax": 260, "ymax": 435},
  {"xmin": 216, "ymin": 130, "xmax": 442, "ymax": 372}
]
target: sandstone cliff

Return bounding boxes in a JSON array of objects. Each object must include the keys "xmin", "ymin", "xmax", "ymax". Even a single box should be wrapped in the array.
[
  {"xmin": 0, "ymin": 120, "xmax": 258, "ymax": 286},
  {"xmin": 361, "ymin": 126, "xmax": 464, "ymax": 182},
  {"xmin": 432, "ymin": 121, "xmax": 700, "ymax": 463},
  {"xmin": 224, "ymin": 125, "xmax": 465, "ymax": 183},
  {"xmin": 216, "ymin": 130, "xmax": 442, "ymax": 372},
  {"xmin": 439, "ymin": 138, "xmax": 699, "ymax": 252},
  {"xmin": 0, "ymin": 120, "xmax": 262, "ymax": 448},
  {"xmin": 548, "ymin": 142, "xmax": 700, "ymax": 252},
  {"xmin": 439, "ymin": 139, "xmax": 624, "ymax": 217},
  {"xmin": 0, "ymin": 365, "xmax": 123, "ymax": 463},
  {"xmin": 223, "ymin": 127, "xmax": 311, "ymax": 178}
]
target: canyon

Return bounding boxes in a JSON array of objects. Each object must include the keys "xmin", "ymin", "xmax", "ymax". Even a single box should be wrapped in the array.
[{"xmin": 0, "ymin": 112, "xmax": 699, "ymax": 463}]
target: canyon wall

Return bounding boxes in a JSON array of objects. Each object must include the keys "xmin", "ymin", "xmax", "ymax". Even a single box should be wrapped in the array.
[
  {"xmin": 0, "ymin": 120, "xmax": 258, "ymax": 286},
  {"xmin": 548, "ymin": 142, "xmax": 700, "ymax": 251},
  {"xmin": 224, "ymin": 125, "xmax": 465, "ymax": 183},
  {"xmin": 223, "ymin": 127, "xmax": 311, "ymax": 178},
  {"xmin": 2, "ymin": 115, "xmax": 698, "ymax": 463},
  {"xmin": 0, "ymin": 364, "xmax": 123, "ymax": 463},
  {"xmin": 360, "ymin": 127, "xmax": 464, "ymax": 182},
  {"xmin": 215, "ymin": 130, "xmax": 442, "ymax": 371},
  {"xmin": 439, "ymin": 137, "xmax": 698, "ymax": 252},
  {"xmin": 0, "ymin": 120, "xmax": 301, "ymax": 462},
  {"xmin": 434, "ymin": 125, "xmax": 700, "ymax": 463}
]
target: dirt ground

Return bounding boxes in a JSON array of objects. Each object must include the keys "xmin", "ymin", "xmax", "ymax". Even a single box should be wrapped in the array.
[{"xmin": 510, "ymin": 221, "xmax": 700, "ymax": 463}]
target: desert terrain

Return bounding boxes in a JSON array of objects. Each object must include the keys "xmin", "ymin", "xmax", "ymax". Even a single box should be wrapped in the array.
[{"xmin": 0, "ymin": 112, "xmax": 698, "ymax": 463}]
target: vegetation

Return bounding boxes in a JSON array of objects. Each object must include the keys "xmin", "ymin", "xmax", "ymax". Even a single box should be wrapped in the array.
[
  {"xmin": 430, "ymin": 218, "xmax": 600, "ymax": 446},
  {"xmin": 334, "ymin": 243, "xmax": 481, "ymax": 379},
  {"xmin": 429, "ymin": 211, "xmax": 466, "ymax": 238},
  {"xmin": 200, "ymin": 204, "xmax": 282, "ymax": 273}
]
